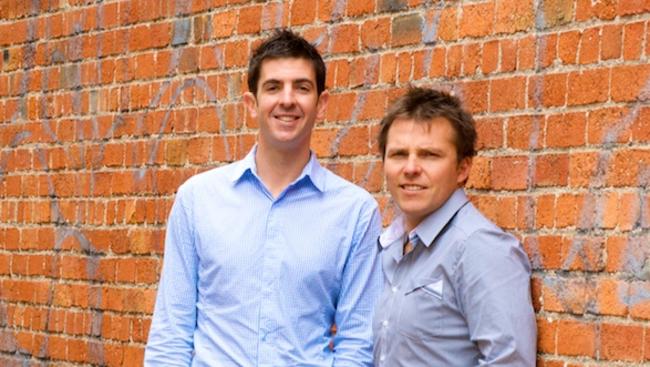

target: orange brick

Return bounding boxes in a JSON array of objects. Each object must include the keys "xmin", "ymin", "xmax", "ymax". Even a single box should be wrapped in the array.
[
  {"xmin": 555, "ymin": 193, "xmax": 582, "ymax": 228},
  {"xmin": 556, "ymin": 320, "xmax": 597, "ymax": 357},
  {"xmin": 481, "ymin": 40, "xmax": 498, "ymax": 74},
  {"xmin": 490, "ymin": 155, "xmax": 529, "ymax": 190},
  {"xmin": 558, "ymin": 30, "xmax": 580, "ymax": 65},
  {"xmin": 623, "ymin": 21, "xmax": 644, "ymax": 60},
  {"xmin": 347, "ymin": 0, "xmax": 374, "ymax": 16},
  {"xmin": 330, "ymin": 23, "xmax": 359, "ymax": 54},
  {"xmin": 528, "ymin": 73, "xmax": 568, "ymax": 108},
  {"xmin": 460, "ymin": 2, "xmax": 494, "ymax": 37},
  {"xmin": 596, "ymin": 279, "xmax": 629, "ymax": 316},
  {"xmin": 601, "ymin": 323, "xmax": 644, "ymax": 361},
  {"xmin": 611, "ymin": 64, "xmax": 650, "ymax": 103},
  {"xmin": 537, "ymin": 317, "xmax": 556, "ymax": 353},
  {"xmin": 462, "ymin": 42, "xmax": 481, "ymax": 76},
  {"xmin": 567, "ymin": 69, "xmax": 609, "ymax": 106},
  {"xmin": 437, "ymin": 6, "xmax": 458, "ymax": 42},
  {"xmin": 238, "ymin": 5, "xmax": 261, "ymax": 34},
  {"xmin": 629, "ymin": 282, "xmax": 650, "ymax": 320},
  {"xmin": 601, "ymin": 24, "xmax": 622, "ymax": 60},
  {"xmin": 361, "ymin": 17, "xmax": 390, "ymax": 50},
  {"xmin": 579, "ymin": 27, "xmax": 600, "ymax": 64},
  {"xmin": 490, "ymin": 77, "xmax": 526, "ymax": 112},
  {"xmin": 474, "ymin": 117, "xmax": 502, "ymax": 149}
]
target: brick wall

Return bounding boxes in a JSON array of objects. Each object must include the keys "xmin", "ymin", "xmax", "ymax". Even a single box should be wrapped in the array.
[{"xmin": 0, "ymin": 0, "xmax": 649, "ymax": 365}]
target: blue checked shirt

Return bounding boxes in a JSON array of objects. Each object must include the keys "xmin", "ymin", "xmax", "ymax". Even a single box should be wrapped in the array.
[{"xmin": 145, "ymin": 147, "xmax": 383, "ymax": 366}]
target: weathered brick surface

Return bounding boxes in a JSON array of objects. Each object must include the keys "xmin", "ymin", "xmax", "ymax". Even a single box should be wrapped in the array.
[{"xmin": 1, "ymin": 1, "xmax": 649, "ymax": 365}]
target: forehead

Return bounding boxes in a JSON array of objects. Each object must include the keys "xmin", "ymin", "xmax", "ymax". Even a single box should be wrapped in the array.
[
  {"xmin": 387, "ymin": 117, "xmax": 456, "ymax": 144},
  {"xmin": 258, "ymin": 57, "xmax": 316, "ymax": 82}
]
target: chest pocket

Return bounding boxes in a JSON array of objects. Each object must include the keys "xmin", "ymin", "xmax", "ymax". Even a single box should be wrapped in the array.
[{"xmin": 398, "ymin": 277, "xmax": 447, "ymax": 340}]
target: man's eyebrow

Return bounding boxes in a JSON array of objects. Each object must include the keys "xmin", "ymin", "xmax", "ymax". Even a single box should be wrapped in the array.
[{"xmin": 293, "ymin": 78, "xmax": 314, "ymax": 85}]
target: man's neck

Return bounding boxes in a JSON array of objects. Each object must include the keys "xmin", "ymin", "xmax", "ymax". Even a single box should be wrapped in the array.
[{"xmin": 255, "ymin": 144, "xmax": 311, "ymax": 198}]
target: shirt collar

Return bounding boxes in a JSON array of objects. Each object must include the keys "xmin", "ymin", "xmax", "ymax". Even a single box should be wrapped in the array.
[
  {"xmin": 379, "ymin": 188, "xmax": 470, "ymax": 251},
  {"xmin": 228, "ymin": 145, "xmax": 326, "ymax": 193}
]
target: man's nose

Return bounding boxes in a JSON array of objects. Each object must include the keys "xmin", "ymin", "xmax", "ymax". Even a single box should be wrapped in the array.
[
  {"xmin": 279, "ymin": 86, "xmax": 296, "ymax": 106},
  {"xmin": 403, "ymin": 155, "xmax": 421, "ymax": 175}
]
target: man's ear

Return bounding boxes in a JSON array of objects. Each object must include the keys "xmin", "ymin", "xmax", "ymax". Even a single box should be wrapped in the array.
[
  {"xmin": 457, "ymin": 157, "xmax": 472, "ymax": 186},
  {"xmin": 316, "ymin": 90, "xmax": 329, "ymax": 120},
  {"xmin": 243, "ymin": 92, "xmax": 258, "ymax": 119}
]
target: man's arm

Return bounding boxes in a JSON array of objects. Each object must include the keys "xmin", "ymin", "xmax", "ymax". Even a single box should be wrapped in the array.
[
  {"xmin": 144, "ymin": 186, "xmax": 198, "ymax": 366},
  {"xmin": 458, "ymin": 230, "xmax": 537, "ymax": 366},
  {"xmin": 332, "ymin": 202, "xmax": 383, "ymax": 367}
]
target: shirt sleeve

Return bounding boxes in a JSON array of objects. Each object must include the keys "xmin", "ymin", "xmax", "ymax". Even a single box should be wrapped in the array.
[
  {"xmin": 332, "ymin": 201, "xmax": 383, "ymax": 367},
  {"xmin": 144, "ymin": 185, "xmax": 198, "ymax": 366},
  {"xmin": 456, "ymin": 229, "xmax": 537, "ymax": 366}
]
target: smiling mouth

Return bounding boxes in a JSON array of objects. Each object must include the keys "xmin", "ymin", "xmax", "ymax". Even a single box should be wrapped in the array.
[
  {"xmin": 400, "ymin": 184, "xmax": 426, "ymax": 191},
  {"xmin": 274, "ymin": 115, "xmax": 301, "ymax": 122}
]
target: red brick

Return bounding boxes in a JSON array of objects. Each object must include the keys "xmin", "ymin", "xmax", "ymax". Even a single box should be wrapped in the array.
[
  {"xmin": 629, "ymin": 282, "xmax": 650, "ymax": 320},
  {"xmin": 460, "ymin": 2, "xmax": 494, "ymax": 37},
  {"xmin": 528, "ymin": 73, "xmax": 568, "ymax": 108},
  {"xmin": 347, "ymin": 0, "xmax": 374, "ymax": 16},
  {"xmin": 475, "ymin": 117, "xmax": 502, "ymax": 149},
  {"xmin": 481, "ymin": 40, "xmax": 499, "ymax": 74},
  {"xmin": 497, "ymin": 0, "xmax": 534, "ymax": 33},
  {"xmin": 437, "ymin": 6, "xmax": 458, "ymax": 42},
  {"xmin": 556, "ymin": 320, "xmax": 597, "ymax": 357},
  {"xmin": 567, "ymin": 69, "xmax": 609, "ymax": 106},
  {"xmin": 330, "ymin": 23, "xmax": 359, "ymax": 54},
  {"xmin": 623, "ymin": 21, "xmax": 644, "ymax": 60},
  {"xmin": 601, "ymin": 24, "xmax": 623, "ymax": 60},
  {"xmin": 211, "ymin": 10, "xmax": 237, "ymax": 38},
  {"xmin": 516, "ymin": 36, "xmax": 536, "ymax": 70},
  {"xmin": 611, "ymin": 64, "xmax": 650, "ymax": 103},
  {"xmin": 490, "ymin": 76, "xmax": 526, "ymax": 112},
  {"xmin": 462, "ymin": 42, "xmax": 481, "ymax": 76},
  {"xmin": 361, "ymin": 17, "xmax": 390, "ymax": 50},
  {"xmin": 546, "ymin": 112, "xmax": 586, "ymax": 148},
  {"xmin": 596, "ymin": 279, "xmax": 629, "ymax": 316},
  {"xmin": 601, "ymin": 323, "xmax": 644, "ymax": 361},
  {"xmin": 491, "ymin": 155, "xmax": 529, "ymax": 190},
  {"xmin": 397, "ymin": 52, "xmax": 412, "ymax": 83},
  {"xmin": 391, "ymin": 13, "xmax": 422, "ymax": 47},
  {"xmin": 579, "ymin": 27, "xmax": 600, "ymax": 64},
  {"xmin": 238, "ymin": 5, "xmax": 261, "ymax": 34},
  {"xmin": 466, "ymin": 156, "xmax": 490, "ymax": 190},
  {"xmin": 558, "ymin": 30, "xmax": 580, "ymax": 64}
]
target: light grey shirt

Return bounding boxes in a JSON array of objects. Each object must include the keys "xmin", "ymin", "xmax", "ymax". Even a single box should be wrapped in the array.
[{"xmin": 372, "ymin": 189, "xmax": 536, "ymax": 366}]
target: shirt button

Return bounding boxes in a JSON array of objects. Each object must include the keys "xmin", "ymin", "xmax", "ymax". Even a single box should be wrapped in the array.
[
  {"xmin": 382, "ymin": 320, "xmax": 388, "ymax": 327},
  {"xmin": 391, "ymin": 286, "xmax": 398, "ymax": 293},
  {"xmin": 380, "ymin": 355, "xmax": 386, "ymax": 361}
]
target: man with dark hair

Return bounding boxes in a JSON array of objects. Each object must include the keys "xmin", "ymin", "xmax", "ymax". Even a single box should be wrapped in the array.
[
  {"xmin": 145, "ymin": 29, "xmax": 382, "ymax": 366},
  {"xmin": 373, "ymin": 87, "xmax": 536, "ymax": 366}
]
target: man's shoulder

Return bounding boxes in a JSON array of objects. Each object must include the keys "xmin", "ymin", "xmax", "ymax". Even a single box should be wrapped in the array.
[{"xmin": 449, "ymin": 201, "xmax": 519, "ymax": 249}]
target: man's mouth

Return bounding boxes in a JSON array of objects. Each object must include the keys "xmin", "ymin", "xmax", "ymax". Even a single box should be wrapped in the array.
[
  {"xmin": 400, "ymin": 184, "xmax": 425, "ymax": 191},
  {"xmin": 274, "ymin": 114, "xmax": 300, "ymax": 122}
]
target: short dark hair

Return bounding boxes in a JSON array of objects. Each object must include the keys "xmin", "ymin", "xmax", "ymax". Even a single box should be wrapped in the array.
[
  {"xmin": 247, "ymin": 29, "xmax": 326, "ymax": 96},
  {"xmin": 378, "ymin": 87, "xmax": 477, "ymax": 162}
]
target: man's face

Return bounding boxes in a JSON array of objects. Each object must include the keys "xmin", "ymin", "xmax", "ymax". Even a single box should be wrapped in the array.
[
  {"xmin": 244, "ymin": 57, "xmax": 328, "ymax": 154},
  {"xmin": 383, "ymin": 117, "xmax": 471, "ymax": 232}
]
